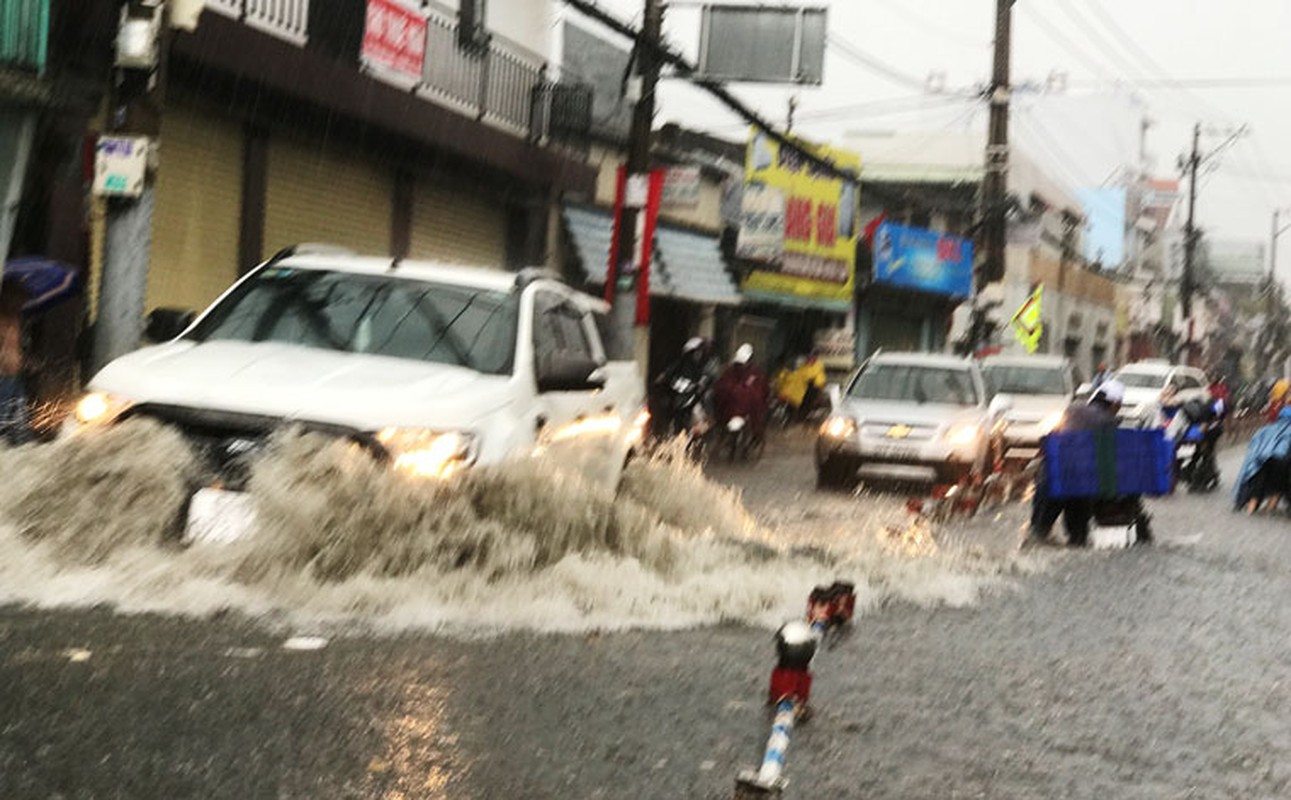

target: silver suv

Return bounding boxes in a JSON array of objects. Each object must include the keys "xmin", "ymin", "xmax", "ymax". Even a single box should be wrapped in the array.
[{"xmin": 815, "ymin": 352, "xmax": 1003, "ymax": 488}]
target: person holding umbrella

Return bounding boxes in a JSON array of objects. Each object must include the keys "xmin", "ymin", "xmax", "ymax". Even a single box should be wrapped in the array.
[{"xmin": 0, "ymin": 275, "xmax": 32, "ymax": 445}]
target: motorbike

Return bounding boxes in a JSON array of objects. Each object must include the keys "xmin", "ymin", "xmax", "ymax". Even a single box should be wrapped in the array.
[
  {"xmin": 720, "ymin": 415, "xmax": 765, "ymax": 463},
  {"xmin": 1164, "ymin": 399, "xmax": 1222, "ymax": 493},
  {"xmin": 662, "ymin": 374, "xmax": 714, "ymax": 460}
]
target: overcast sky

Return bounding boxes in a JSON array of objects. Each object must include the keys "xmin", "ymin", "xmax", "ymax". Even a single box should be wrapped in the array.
[{"xmin": 589, "ymin": 0, "xmax": 1291, "ymax": 282}]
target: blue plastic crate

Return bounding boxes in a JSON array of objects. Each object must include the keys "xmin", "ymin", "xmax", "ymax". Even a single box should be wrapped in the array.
[{"xmin": 1043, "ymin": 428, "xmax": 1173, "ymax": 499}]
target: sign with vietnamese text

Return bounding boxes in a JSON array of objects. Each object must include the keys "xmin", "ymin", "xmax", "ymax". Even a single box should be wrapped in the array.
[
  {"xmin": 363, "ymin": 0, "xmax": 428, "ymax": 81},
  {"xmin": 93, "ymin": 135, "xmax": 150, "ymax": 198},
  {"xmin": 872, "ymin": 221, "xmax": 973, "ymax": 299},
  {"xmin": 739, "ymin": 129, "xmax": 860, "ymax": 307},
  {"xmin": 661, "ymin": 166, "xmax": 701, "ymax": 209}
]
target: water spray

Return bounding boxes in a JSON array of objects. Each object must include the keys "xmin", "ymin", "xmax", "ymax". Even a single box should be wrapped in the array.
[{"xmin": 734, "ymin": 581, "xmax": 856, "ymax": 799}]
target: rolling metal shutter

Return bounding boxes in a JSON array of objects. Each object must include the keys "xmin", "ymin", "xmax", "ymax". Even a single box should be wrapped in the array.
[
  {"xmin": 264, "ymin": 136, "xmax": 393, "ymax": 259},
  {"xmin": 408, "ymin": 177, "xmax": 507, "ymax": 267},
  {"xmin": 146, "ymin": 104, "xmax": 243, "ymax": 312}
]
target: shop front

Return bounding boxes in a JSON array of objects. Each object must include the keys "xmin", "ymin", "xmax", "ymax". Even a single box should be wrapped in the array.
[{"xmin": 855, "ymin": 220, "xmax": 973, "ymax": 359}]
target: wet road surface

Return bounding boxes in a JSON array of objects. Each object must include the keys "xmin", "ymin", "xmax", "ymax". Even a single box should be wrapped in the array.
[{"xmin": 4, "ymin": 436, "xmax": 1291, "ymax": 799}]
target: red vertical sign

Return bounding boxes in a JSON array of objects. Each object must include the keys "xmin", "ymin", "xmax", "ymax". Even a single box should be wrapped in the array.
[{"xmin": 636, "ymin": 169, "xmax": 666, "ymax": 326}]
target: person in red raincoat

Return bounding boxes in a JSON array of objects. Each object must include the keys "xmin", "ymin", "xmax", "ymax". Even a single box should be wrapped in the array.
[{"xmin": 714, "ymin": 343, "xmax": 769, "ymax": 440}]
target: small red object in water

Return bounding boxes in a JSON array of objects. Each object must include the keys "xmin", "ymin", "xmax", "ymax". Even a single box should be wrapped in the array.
[{"xmin": 768, "ymin": 665, "xmax": 813, "ymax": 705}]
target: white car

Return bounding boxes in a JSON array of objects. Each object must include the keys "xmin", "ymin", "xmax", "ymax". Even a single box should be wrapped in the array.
[
  {"xmin": 815, "ymin": 352, "xmax": 1005, "ymax": 488},
  {"xmin": 1110, "ymin": 360, "xmax": 1210, "ymax": 428},
  {"xmin": 980, "ymin": 354, "xmax": 1076, "ymax": 463},
  {"xmin": 70, "ymin": 248, "xmax": 646, "ymax": 535}
]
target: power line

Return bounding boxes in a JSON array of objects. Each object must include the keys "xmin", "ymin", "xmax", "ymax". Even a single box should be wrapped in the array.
[
  {"xmin": 825, "ymin": 33, "xmax": 935, "ymax": 93},
  {"xmin": 868, "ymin": 0, "xmax": 989, "ymax": 49},
  {"xmin": 1052, "ymin": 1, "xmax": 1150, "ymax": 85},
  {"xmin": 1015, "ymin": 3, "xmax": 1117, "ymax": 83},
  {"xmin": 1067, "ymin": 77, "xmax": 1291, "ymax": 90}
]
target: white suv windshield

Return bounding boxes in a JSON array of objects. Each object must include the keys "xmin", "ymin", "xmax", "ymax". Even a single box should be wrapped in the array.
[
  {"xmin": 849, "ymin": 363, "xmax": 979, "ymax": 406},
  {"xmin": 983, "ymin": 365, "xmax": 1068, "ymax": 396},
  {"xmin": 1115, "ymin": 371, "xmax": 1166, "ymax": 389},
  {"xmin": 188, "ymin": 267, "xmax": 519, "ymax": 375}
]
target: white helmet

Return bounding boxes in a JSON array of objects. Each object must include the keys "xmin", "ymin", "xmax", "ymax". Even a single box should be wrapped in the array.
[{"xmin": 734, "ymin": 343, "xmax": 753, "ymax": 365}]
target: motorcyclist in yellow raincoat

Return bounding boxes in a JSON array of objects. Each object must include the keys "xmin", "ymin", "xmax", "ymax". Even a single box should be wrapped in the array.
[{"xmin": 773, "ymin": 353, "xmax": 827, "ymax": 422}]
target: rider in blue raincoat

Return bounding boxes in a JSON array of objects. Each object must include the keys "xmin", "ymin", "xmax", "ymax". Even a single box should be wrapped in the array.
[{"xmin": 1233, "ymin": 406, "xmax": 1291, "ymax": 512}]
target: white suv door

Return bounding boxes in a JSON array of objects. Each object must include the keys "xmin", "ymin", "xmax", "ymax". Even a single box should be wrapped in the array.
[{"xmin": 531, "ymin": 288, "xmax": 613, "ymax": 482}]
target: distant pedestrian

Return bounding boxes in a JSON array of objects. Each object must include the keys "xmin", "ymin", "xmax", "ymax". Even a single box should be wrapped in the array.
[
  {"xmin": 0, "ymin": 275, "xmax": 32, "ymax": 445},
  {"xmin": 1090, "ymin": 362, "xmax": 1111, "ymax": 387}
]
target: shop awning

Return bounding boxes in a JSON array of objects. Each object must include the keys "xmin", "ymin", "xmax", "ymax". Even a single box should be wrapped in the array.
[{"xmin": 562, "ymin": 205, "xmax": 741, "ymax": 306}]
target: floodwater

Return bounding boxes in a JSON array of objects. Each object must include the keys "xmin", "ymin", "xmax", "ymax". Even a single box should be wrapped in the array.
[{"xmin": 0, "ymin": 421, "xmax": 1036, "ymax": 634}]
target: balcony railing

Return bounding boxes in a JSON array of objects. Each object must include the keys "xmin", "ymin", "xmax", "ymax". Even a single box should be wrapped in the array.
[
  {"xmin": 0, "ymin": 0, "xmax": 49, "ymax": 73},
  {"xmin": 203, "ymin": 0, "xmax": 591, "ymax": 147},
  {"xmin": 207, "ymin": 0, "xmax": 309, "ymax": 45},
  {"xmin": 418, "ymin": 4, "xmax": 547, "ymax": 137}
]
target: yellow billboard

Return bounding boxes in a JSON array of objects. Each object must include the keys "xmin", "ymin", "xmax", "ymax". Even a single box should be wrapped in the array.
[{"xmin": 737, "ymin": 129, "xmax": 861, "ymax": 307}]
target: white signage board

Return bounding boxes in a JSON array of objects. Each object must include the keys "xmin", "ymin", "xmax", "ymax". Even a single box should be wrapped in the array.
[
  {"xmin": 93, "ymin": 135, "xmax": 150, "ymax": 198},
  {"xmin": 661, "ymin": 166, "xmax": 701, "ymax": 209}
]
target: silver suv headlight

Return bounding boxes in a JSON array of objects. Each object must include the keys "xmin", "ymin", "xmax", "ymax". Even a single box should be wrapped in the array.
[
  {"xmin": 943, "ymin": 423, "xmax": 982, "ymax": 448},
  {"xmin": 820, "ymin": 416, "xmax": 857, "ymax": 439}
]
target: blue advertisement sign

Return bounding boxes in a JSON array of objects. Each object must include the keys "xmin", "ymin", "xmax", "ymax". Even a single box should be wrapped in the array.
[{"xmin": 872, "ymin": 221, "xmax": 974, "ymax": 298}]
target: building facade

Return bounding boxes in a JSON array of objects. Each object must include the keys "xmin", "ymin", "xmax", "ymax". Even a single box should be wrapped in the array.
[{"xmin": 89, "ymin": 0, "xmax": 597, "ymax": 369}]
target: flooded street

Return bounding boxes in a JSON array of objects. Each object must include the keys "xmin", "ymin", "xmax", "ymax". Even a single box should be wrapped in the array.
[{"xmin": 2, "ymin": 431, "xmax": 1290, "ymax": 798}]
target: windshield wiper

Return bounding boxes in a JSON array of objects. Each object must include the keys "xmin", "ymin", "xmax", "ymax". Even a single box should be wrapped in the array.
[{"xmin": 420, "ymin": 293, "xmax": 479, "ymax": 365}]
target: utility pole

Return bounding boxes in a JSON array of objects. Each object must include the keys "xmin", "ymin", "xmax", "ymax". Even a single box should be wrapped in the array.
[
  {"xmin": 1268, "ymin": 208, "xmax": 1291, "ymax": 347},
  {"xmin": 965, "ymin": 0, "xmax": 1012, "ymax": 354},
  {"xmin": 1181, "ymin": 122, "xmax": 1200, "ymax": 360},
  {"xmin": 980, "ymin": 0, "xmax": 1013, "ymax": 291},
  {"xmin": 93, "ymin": 1, "xmax": 172, "ymax": 373},
  {"xmin": 607, "ymin": 0, "xmax": 663, "ymax": 363}
]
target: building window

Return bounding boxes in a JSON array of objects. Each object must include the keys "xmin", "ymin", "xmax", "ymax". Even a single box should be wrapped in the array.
[{"xmin": 458, "ymin": 0, "xmax": 490, "ymax": 49}]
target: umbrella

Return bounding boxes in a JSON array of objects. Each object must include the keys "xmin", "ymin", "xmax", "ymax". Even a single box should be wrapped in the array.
[{"xmin": 2, "ymin": 257, "xmax": 82, "ymax": 316}]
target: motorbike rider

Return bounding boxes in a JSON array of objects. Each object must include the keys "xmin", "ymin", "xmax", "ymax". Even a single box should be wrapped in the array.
[
  {"xmin": 773, "ymin": 351, "xmax": 827, "ymax": 423},
  {"xmin": 714, "ymin": 343, "xmax": 770, "ymax": 443},
  {"xmin": 1026, "ymin": 380, "xmax": 1149, "ymax": 547},
  {"xmin": 655, "ymin": 336, "xmax": 718, "ymax": 437},
  {"xmin": 1234, "ymin": 406, "xmax": 1291, "ymax": 513}
]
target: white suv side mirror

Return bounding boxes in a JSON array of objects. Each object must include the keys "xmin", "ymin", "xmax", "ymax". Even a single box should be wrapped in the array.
[{"xmin": 989, "ymin": 394, "xmax": 1013, "ymax": 418}]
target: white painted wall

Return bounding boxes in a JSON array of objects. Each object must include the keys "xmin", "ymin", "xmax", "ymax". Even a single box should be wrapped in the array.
[{"xmin": 435, "ymin": 0, "xmax": 554, "ymax": 57}]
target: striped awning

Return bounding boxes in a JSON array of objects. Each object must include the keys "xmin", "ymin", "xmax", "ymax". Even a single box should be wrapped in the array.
[{"xmin": 562, "ymin": 205, "xmax": 741, "ymax": 306}]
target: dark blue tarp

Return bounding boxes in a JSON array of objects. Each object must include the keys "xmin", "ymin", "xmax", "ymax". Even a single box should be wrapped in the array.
[
  {"xmin": 2, "ymin": 257, "xmax": 82, "ymax": 315},
  {"xmin": 1043, "ymin": 428, "xmax": 1174, "ymax": 499}
]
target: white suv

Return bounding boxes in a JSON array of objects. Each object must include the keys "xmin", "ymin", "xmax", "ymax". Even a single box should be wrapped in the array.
[
  {"xmin": 1111, "ymin": 360, "xmax": 1209, "ymax": 428},
  {"xmin": 70, "ymin": 249, "xmax": 646, "ymax": 537},
  {"xmin": 816, "ymin": 352, "xmax": 1004, "ymax": 488}
]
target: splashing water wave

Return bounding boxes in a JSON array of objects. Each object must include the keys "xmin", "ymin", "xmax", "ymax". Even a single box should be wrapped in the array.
[{"xmin": 0, "ymin": 422, "xmax": 1035, "ymax": 634}]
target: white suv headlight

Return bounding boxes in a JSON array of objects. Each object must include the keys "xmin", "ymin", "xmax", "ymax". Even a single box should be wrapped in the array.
[
  {"xmin": 71, "ymin": 391, "xmax": 134, "ymax": 428},
  {"xmin": 375, "ymin": 428, "xmax": 477, "ymax": 479}
]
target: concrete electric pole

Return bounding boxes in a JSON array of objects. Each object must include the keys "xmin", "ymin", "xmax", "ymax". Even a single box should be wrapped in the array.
[
  {"xmin": 980, "ymin": 0, "xmax": 1013, "ymax": 292},
  {"xmin": 607, "ymin": 0, "xmax": 663, "ymax": 363},
  {"xmin": 1180, "ymin": 122, "xmax": 1200, "ymax": 361},
  {"xmin": 92, "ymin": 0, "xmax": 172, "ymax": 373}
]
